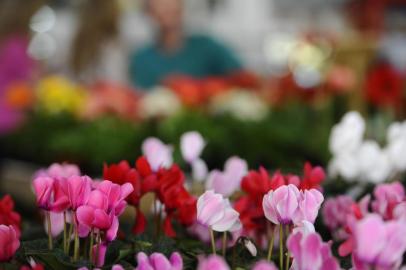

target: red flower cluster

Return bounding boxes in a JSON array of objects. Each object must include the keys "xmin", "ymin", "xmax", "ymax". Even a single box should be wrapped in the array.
[
  {"xmin": 364, "ymin": 62, "xmax": 403, "ymax": 109},
  {"xmin": 234, "ymin": 162, "xmax": 325, "ymax": 246},
  {"xmin": 103, "ymin": 157, "xmax": 197, "ymax": 237},
  {"xmin": 164, "ymin": 72, "xmax": 259, "ymax": 107},
  {"xmin": 0, "ymin": 195, "xmax": 21, "ymax": 237}
]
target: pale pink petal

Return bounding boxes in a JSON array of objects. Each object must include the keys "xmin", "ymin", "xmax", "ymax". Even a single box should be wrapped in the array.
[
  {"xmin": 354, "ymin": 214, "xmax": 386, "ymax": 263},
  {"xmin": 180, "ymin": 131, "xmax": 205, "ymax": 163},
  {"xmin": 212, "ymin": 207, "xmax": 240, "ymax": 232}
]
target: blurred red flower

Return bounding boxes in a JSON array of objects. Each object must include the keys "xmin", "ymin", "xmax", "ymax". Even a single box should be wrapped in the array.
[
  {"xmin": 0, "ymin": 195, "xmax": 21, "ymax": 238},
  {"xmin": 364, "ymin": 62, "xmax": 403, "ymax": 109}
]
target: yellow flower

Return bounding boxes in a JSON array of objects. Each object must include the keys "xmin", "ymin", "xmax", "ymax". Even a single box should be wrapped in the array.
[{"xmin": 36, "ymin": 75, "xmax": 88, "ymax": 115}]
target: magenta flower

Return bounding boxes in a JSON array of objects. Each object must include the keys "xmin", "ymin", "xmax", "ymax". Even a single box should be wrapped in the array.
[
  {"xmin": 135, "ymin": 252, "xmax": 183, "ymax": 270},
  {"xmin": 322, "ymin": 195, "xmax": 354, "ymax": 232},
  {"xmin": 371, "ymin": 181, "xmax": 405, "ymax": 219},
  {"xmin": 262, "ymin": 184, "xmax": 300, "ymax": 225},
  {"xmin": 206, "ymin": 156, "xmax": 248, "ymax": 197},
  {"xmin": 142, "ymin": 137, "xmax": 173, "ymax": 171},
  {"xmin": 76, "ymin": 180, "xmax": 133, "ymax": 240},
  {"xmin": 35, "ymin": 163, "xmax": 80, "ymax": 180},
  {"xmin": 0, "ymin": 225, "xmax": 20, "ymax": 262},
  {"xmin": 32, "ymin": 176, "xmax": 55, "ymax": 210},
  {"xmin": 287, "ymin": 230, "xmax": 340, "ymax": 270},
  {"xmin": 197, "ymin": 255, "xmax": 230, "ymax": 270},
  {"xmin": 394, "ymin": 202, "xmax": 406, "ymax": 220},
  {"xmin": 32, "ymin": 176, "xmax": 69, "ymax": 212},
  {"xmin": 252, "ymin": 260, "xmax": 278, "ymax": 270},
  {"xmin": 197, "ymin": 190, "xmax": 241, "ymax": 232},
  {"xmin": 66, "ymin": 175, "xmax": 92, "ymax": 211},
  {"xmin": 352, "ymin": 214, "xmax": 406, "ymax": 270},
  {"xmin": 180, "ymin": 131, "xmax": 206, "ymax": 163}
]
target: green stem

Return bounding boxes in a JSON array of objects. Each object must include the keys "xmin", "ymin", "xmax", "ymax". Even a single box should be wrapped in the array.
[
  {"xmin": 95, "ymin": 231, "xmax": 101, "ymax": 267},
  {"xmin": 67, "ymin": 222, "xmax": 73, "ymax": 254},
  {"xmin": 285, "ymin": 225, "xmax": 290, "ymax": 270},
  {"xmin": 46, "ymin": 211, "xmax": 53, "ymax": 250},
  {"xmin": 267, "ymin": 225, "xmax": 275, "ymax": 261},
  {"xmin": 209, "ymin": 228, "xmax": 216, "ymax": 255},
  {"xmin": 279, "ymin": 224, "xmax": 284, "ymax": 270},
  {"xmin": 232, "ymin": 241, "xmax": 237, "ymax": 269},
  {"xmin": 63, "ymin": 212, "xmax": 67, "ymax": 253},
  {"xmin": 73, "ymin": 224, "xmax": 79, "ymax": 261},
  {"xmin": 222, "ymin": 232, "xmax": 227, "ymax": 257},
  {"xmin": 89, "ymin": 230, "xmax": 94, "ymax": 262}
]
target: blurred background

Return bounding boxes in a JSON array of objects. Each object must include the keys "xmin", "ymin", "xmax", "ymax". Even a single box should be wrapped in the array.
[{"xmin": 1, "ymin": 0, "xmax": 406, "ymax": 205}]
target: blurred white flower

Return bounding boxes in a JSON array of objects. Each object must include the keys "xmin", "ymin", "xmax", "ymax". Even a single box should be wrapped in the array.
[
  {"xmin": 209, "ymin": 89, "xmax": 268, "ymax": 121},
  {"xmin": 139, "ymin": 87, "xmax": 181, "ymax": 119},
  {"xmin": 192, "ymin": 158, "xmax": 208, "ymax": 182},
  {"xmin": 329, "ymin": 111, "xmax": 365, "ymax": 155},
  {"xmin": 180, "ymin": 131, "xmax": 206, "ymax": 163},
  {"xmin": 328, "ymin": 113, "xmax": 406, "ymax": 183},
  {"xmin": 328, "ymin": 152, "xmax": 360, "ymax": 181},
  {"xmin": 357, "ymin": 141, "xmax": 392, "ymax": 183},
  {"xmin": 206, "ymin": 156, "xmax": 248, "ymax": 197},
  {"xmin": 141, "ymin": 137, "xmax": 173, "ymax": 171},
  {"xmin": 386, "ymin": 121, "xmax": 406, "ymax": 171}
]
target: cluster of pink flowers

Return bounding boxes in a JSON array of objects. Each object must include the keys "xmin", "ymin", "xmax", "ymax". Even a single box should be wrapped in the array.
[
  {"xmin": 323, "ymin": 181, "xmax": 406, "ymax": 269},
  {"xmin": 32, "ymin": 163, "xmax": 133, "ymax": 267}
]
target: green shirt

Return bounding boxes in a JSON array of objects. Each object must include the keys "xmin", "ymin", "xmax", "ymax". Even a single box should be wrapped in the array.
[{"xmin": 129, "ymin": 35, "xmax": 242, "ymax": 89}]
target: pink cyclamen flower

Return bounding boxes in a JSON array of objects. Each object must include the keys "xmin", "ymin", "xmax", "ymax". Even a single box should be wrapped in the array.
[
  {"xmin": 287, "ymin": 230, "xmax": 340, "ymax": 270},
  {"xmin": 252, "ymin": 260, "xmax": 278, "ymax": 270},
  {"xmin": 197, "ymin": 190, "xmax": 241, "ymax": 232},
  {"xmin": 322, "ymin": 195, "xmax": 354, "ymax": 232},
  {"xmin": 262, "ymin": 184, "xmax": 300, "ymax": 225},
  {"xmin": 180, "ymin": 131, "xmax": 206, "ymax": 163},
  {"xmin": 142, "ymin": 137, "xmax": 173, "ymax": 171},
  {"xmin": 135, "ymin": 252, "xmax": 183, "ymax": 270},
  {"xmin": 352, "ymin": 214, "xmax": 406, "ymax": 270},
  {"xmin": 197, "ymin": 255, "xmax": 230, "ymax": 270},
  {"xmin": 372, "ymin": 181, "xmax": 405, "ymax": 219},
  {"xmin": 32, "ymin": 176, "xmax": 69, "ymax": 212},
  {"xmin": 0, "ymin": 225, "xmax": 20, "ymax": 262},
  {"xmin": 35, "ymin": 163, "xmax": 80, "ymax": 180},
  {"xmin": 66, "ymin": 175, "xmax": 92, "ymax": 211},
  {"xmin": 205, "ymin": 156, "xmax": 248, "ymax": 197},
  {"xmin": 76, "ymin": 181, "xmax": 133, "ymax": 240},
  {"xmin": 293, "ymin": 189, "xmax": 324, "ymax": 224}
]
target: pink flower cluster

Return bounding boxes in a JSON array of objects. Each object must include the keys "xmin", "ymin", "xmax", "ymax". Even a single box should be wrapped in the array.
[
  {"xmin": 287, "ymin": 230, "xmax": 340, "ymax": 270},
  {"xmin": 32, "ymin": 163, "xmax": 133, "ymax": 267},
  {"xmin": 197, "ymin": 190, "xmax": 241, "ymax": 232},
  {"xmin": 263, "ymin": 184, "xmax": 324, "ymax": 225},
  {"xmin": 322, "ymin": 181, "xmax": 406, "ymax": 269}
]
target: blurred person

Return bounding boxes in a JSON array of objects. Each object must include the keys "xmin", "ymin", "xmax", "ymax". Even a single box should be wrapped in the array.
[
  {"xmin": 129, "ymin": 0, "xmax": 244, "ymax": 89},
  {"xmin": 69, "ymin": 0, "xmax": 129, "ymax": 84}
]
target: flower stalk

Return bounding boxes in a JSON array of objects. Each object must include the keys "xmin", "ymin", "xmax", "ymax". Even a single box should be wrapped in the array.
[
  {"xmin": 209, "ymin": 228, "xmax": 216, "ymax": 255},
  {"xmin": 267, "ymin": 224, "xmax": 275, "ymax": 261},
  {"xmin": 222, "ymin": 232, "xmax": 227, "ymax": 257},
  {"xmin": 279, "ymin": 224, "xmax": 284, "ymax": 270},
  {"xmin": 46, "ymin": 211, "xmax": 53, "ymax": 250}
]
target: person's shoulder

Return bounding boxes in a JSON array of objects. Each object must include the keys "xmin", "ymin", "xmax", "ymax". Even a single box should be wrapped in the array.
[
  {"xmin": 131, "ymin": 43, "xmax": 156, "ymax": 61},
  {"xmin": 187, "ymin": 34, "xmax": 217, "ymax": 45}
]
